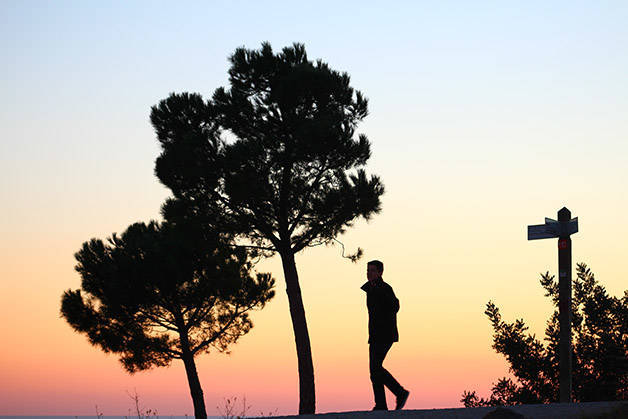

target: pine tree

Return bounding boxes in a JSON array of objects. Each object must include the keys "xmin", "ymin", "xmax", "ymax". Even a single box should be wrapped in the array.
[
  {"xmin": 150, "ymin": 42, "xmax": 384, "ymax": 413},
  {"xmin": 61, "ymin": 220, "xmax": 274, "ymax": 418},
  {"xmin": 462, "ymin": 263, "xmax": 627, "ymax": 406}
]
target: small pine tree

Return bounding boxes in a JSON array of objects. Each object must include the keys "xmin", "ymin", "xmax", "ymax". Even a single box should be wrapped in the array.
[
  {"xmin": 61, "ymin": 220, "xmax": 274, "ymax": 419},
  {"xmin": 462, "ymin": 263, "xmax": 627, "ymax": 406}
]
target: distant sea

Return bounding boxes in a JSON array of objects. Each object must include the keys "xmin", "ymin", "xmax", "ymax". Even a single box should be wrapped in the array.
[{"xmin": 0, "ymin": 417, "xmax": 222, "ymax": 419}]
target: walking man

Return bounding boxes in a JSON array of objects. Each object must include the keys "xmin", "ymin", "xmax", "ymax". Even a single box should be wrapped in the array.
[{"xmin": 361, "ymin": 260, "xmax": 410, "ymax": 411}]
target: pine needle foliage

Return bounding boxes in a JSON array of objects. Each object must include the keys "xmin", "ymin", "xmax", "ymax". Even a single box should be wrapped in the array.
[
  {"xmin": 462, "ymin": 263, "xmax": 627, "ymax": 407},
  {"xmin": 150, "ymin": 42, "xmax": 384, "ymax": 414},
  {"xmin": 151, "ymin": 42, "xmax": 383, "ymax": 254},
  {"xmin": 60, "ymin": 220, "xmax": 274, "ymax": 418}
]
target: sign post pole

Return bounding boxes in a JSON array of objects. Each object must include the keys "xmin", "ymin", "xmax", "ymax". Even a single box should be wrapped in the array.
[
  {"xmin": 557, "ymin": 207, "xmax": 573, "ymax": 403},
  {"xmin": 527, "ymin": 207, "xmax": 578, "ymax": 403}
]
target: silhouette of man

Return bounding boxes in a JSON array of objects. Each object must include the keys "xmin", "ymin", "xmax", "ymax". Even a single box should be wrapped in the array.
[{"xmin": 361, "ymin": 260, "xmax": 410, "ymax": 411}]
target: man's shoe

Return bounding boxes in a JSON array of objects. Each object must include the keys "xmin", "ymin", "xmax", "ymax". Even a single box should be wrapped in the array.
[
  {"xmin": 372, "ymin": 405, "xmax": 388, "ymax": 411},
  {"xmin": 395, "ymin": 389, "xmax": 410, "ymax": 410}
]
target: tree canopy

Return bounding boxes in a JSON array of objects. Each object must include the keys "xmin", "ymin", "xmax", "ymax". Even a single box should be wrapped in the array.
[{"xmin": 151, "ymin": 43, "xmax": 383, "ymax": 254}]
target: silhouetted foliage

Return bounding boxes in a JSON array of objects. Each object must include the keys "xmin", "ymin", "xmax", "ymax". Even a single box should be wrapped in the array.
[
  {"xmin": 60, "ymin": 220, "xmax": 274, "ymax": 419},
  {"xmin": 462, "ymin": 263, "xmax": 627, "ymax": 407},
  {"xmin": 150, "ymin": 42, "xmax": 384, "ymax": 414}
]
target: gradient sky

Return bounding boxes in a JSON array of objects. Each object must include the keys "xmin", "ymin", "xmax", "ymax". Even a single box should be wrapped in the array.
[{"xmin": 1, "ymin": 1, "xmax": 627, "ymax": 416}]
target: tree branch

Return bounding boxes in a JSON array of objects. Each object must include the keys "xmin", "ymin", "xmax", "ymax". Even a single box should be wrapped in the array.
[
  {"xmin": 225, "ymin": 243, "xmax": 276, "ymax": 252},
  {"xmin": 287, "ymin": 160, "xmax": 328, "ymax": 236},
  {"xmin": 137, "ymin": 308, "xmax": 179, "ymax": 333},
  {"xmin": 191, "ymin": 297, "xmax": 263, "ymax": 355},
  {"xmin": 165, "ymin": 347, "xmax": 183, "ymax": 357},
  {"xmin": 306, "ymin": 241, "xmax": 326, "ymax": 248},
  {"xmin": 332, "ymin": 238, "xmax": 363, "ymax": 262},
  {"xmin": 191, "ymin": 302, "xmax": 241, "ymax": 355},
  {"xmin": 292, "ymin": 224, "xmax": 324, "ymax": 253},
  {"xmin": 215, "ymin": 193, "xmax": 281, "ymax": 248},
  {"xmin": 186, "ymin": 298, "xmax": 216, "ymax": 329}
]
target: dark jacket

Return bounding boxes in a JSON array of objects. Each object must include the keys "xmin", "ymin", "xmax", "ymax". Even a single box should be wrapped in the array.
[{"xmin": 361, "ymin": 278, "xmax": 399, "ymax": 343}]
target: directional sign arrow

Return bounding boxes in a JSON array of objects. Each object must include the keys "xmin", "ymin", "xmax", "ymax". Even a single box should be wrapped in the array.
[
  {"xmin": 528, "ymin": 224, "xmax": 560, "ymax": 240},
  {"xmin": 545, "ymin": 218, "xmax": 562, "ymax": 235},
  {"xmin": 528, "ymin": 217, "xmax": 578, "ymax": 239},
  {"xmin": 566, "ymin": 217, "xmax": 578, "ymax": 235}
]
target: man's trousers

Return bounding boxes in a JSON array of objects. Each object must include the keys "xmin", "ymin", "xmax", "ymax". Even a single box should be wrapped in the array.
[{"xmin": 369, "ymin": 341, "xmax": 404, "ymax": 409}]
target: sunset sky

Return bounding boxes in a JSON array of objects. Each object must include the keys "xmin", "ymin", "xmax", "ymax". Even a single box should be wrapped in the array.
[{"xmin": 1, "ymin": 1, "xmax": 627, "ymax": 416}]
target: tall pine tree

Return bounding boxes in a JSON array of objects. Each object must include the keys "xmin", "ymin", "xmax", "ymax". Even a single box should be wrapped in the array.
[{"xmin": 150, "ymin": 42, "xmax": 384, "ymax": 413}]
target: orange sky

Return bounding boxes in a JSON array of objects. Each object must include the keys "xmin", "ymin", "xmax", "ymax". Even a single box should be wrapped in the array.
[{"xmin": 1, "ymin": 202, "xmax": 626, "ymax": 415}]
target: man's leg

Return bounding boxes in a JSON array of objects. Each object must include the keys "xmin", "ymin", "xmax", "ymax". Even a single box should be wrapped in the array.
[
  {"xmin": 370, "ymin": 342, "xmax": 410, "ymax": 410},
  {"xmin": 369, "ymin": 342, "xmax": 390, "ymax": 409},
  {"xmin": 376, "ymin": 343, "xmax": 404, "ymax": 397},
  {"xmin": 376, "ymin": 343, "xmax": 410, "ymax": 410}
]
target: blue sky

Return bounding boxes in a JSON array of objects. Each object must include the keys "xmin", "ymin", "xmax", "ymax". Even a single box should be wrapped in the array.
[{"xmin": 3, "ymin": 1, "xmax": 627, "ymax": 177}]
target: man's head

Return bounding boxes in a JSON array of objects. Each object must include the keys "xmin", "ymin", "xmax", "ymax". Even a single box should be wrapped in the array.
[{"xmin": 367, "ymin": 260, "xmax": 384, "ymax": 282}]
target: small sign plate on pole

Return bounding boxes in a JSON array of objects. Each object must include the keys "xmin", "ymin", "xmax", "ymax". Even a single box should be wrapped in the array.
[
  {"xmin": 528, "ymin": 224, "xmax": 560, "ymax": 240},
  {"xmin": 565, "ymin": 217, "xmax": 578, "ymax": 235}
]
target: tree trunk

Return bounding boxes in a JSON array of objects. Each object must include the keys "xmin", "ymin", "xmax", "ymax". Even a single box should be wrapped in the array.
[
  {"xmin": 280, "ymin": 249, "xmax": 316, "ymax": 414},
  {"xmin": 180, "ymin": 337, "xmax": 208, "ymax": 419}
]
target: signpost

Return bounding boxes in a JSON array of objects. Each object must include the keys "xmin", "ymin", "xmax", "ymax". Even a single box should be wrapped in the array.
[{"xmin": 528, "ymin": 207, "xmax": 578, "ymax": 403}]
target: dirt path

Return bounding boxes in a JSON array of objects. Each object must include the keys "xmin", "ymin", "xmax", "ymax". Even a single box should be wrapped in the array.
[{"xmin": 271, "ymin": 401, "xmax": 627, "ymax": 419}]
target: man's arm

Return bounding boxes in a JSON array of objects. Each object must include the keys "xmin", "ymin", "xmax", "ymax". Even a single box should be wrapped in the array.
[
  {"xmin": 379, "ymin": 284, "xmax": 399, "ymax": 314},
  {"xmin": 390, "ymin": 287, "xmax": 399, "ymax": 314}
]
